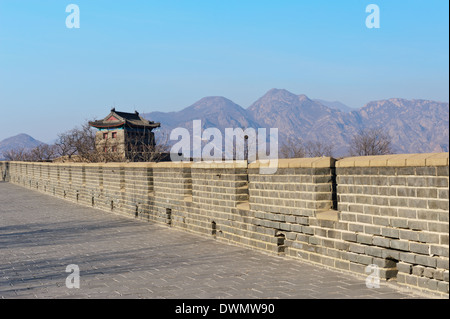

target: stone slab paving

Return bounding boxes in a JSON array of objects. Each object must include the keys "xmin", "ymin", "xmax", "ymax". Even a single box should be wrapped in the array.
[{"xmin": 0, "ymin": 182, "xmax": 433, "ymax": 299}]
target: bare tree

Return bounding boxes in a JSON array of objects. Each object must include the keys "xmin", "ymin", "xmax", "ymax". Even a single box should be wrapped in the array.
[
  {"xmin": 2, "ymin": 144, "xmax": 58, "ymax": 162},
  {"xmin": 54, "ymin": 131, "xmax": 78, "ymax": 158},
  {"xmin": 28, "ymin": 144, "xmax": 58, "ymax": 161},
  {"xmin": 349, "ymin": 127, "xmax": 393, "ymax": 156},
  {"xmin": 280, "ymin": 137, "xmax": 334, "ymax": 158},
  {"xmin": 304, "ymin": 140, "xmax": 334, "ymax": 157},
  {"xmin": 54, "ymin": 122, "xmax": 121, "ymax": 162},
  {"xmin": 280, "ymin": 137, "xmax": 306, "ymax": 159},
  {"xmin": 69, "ymin": 122, "xmax": 98, "ymax": 162},
  {"xmin": 53, "ymin": 121, "xmax": 169, "ymax": 163},
  {"xmin": 2, "ymin": 147, "xmax": 30, "ymax": 161},
  {"xmin": 5, "ymin": 121, "xmax": 169, "ymax": 163}
]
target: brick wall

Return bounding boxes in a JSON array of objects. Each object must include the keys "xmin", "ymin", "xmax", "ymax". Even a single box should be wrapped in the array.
[
  {"xmin": 1, "ymin": 152, "xmax": 448, "ymax": 296},
  {"xmin": 336, "ymin": 153, "xmax": 449, "ymax": 294}
]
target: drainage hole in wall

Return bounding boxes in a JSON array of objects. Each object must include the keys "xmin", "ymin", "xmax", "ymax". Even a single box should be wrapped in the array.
[
  {"xmin": 211, "ymin": 221, "xmax": 217, "ymax": 236},
  {"xmin": 166, "ymin": 208, "xmax": 172, "ymax": 225}
]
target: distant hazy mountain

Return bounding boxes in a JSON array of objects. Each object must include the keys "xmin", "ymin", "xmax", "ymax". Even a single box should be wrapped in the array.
[
  {"xmin": 245, "ymin": 89, "xmax": 362, "ymax": 155},
  {"xmin": 313, "ymin": 99, "xmax": 354, "ymax": 113},
  {"xmin": 143, "ymin": 89, "xmax": 449, "ymax": 157},
  {"xmin": 357, "ymin": 98, "xmax": 449, "ymax": 154},
  {"xmin": 0, "ymin": 134, "xmax": 45, "ymax": 160},
  {"xmin": 147, "ymin": 96, "xmax": 260, "ymax": 136}
]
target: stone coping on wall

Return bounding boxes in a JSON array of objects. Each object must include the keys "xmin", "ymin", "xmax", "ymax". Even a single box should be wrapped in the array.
[
  {"xmin": 4, "ymin": 152, "xmax": 449, "ymax": 168},
  {"xmin": 191, "ymin": 160, "xmax": 247, "ymax": 169},
  {"xmin": 336, "ymin": 152, "xmax": 449, "ymax": 168},
  {"xmin": 248, "ymin": 157, "xmax": 336, "ymax": 169}
]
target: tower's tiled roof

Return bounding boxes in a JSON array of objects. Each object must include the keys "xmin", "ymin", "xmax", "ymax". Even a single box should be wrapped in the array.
[{"xmin": 89, "ymin": 108, "xmax": 160, "ymax": 129}]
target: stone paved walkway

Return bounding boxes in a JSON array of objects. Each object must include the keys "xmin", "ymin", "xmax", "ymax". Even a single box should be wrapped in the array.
[{"xmin": 0, "ymin": 182, "xmax": 431, "ymax": 299}]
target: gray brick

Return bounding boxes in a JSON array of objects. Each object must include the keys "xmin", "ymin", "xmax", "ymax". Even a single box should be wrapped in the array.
[
  {"xmin": 356, "ymin": 254, "xmax": 373, "ymax": 265},
  {"xmin": 390, "ymin": 218, "xmax": 408, "ymax": 229},
  {"xmin": 415, "ymin": 255, "xmax": 437, "ymax": 268},
  {"xmin": 438, "ymin": 189, "xmax": 449, "ymax": 200},
  {"xmin": 389, "ymin": 176, "xmax": 407, "ymax": 186},
  {"xmin": 423, "ymin": 268, "xmax": 435, "ymax": 279},
  {"xmin": 408, "ymin": 219, "xmax": 428, "ymax": 231},
  {"xmin": 412, "ymin": 265, "xmax": 425, "ymax": 276},
  {"xmin": 407, "ymin": 198, "xmax": 428, "ymax": 209},
  {"xmin": 427, "ymin": 222, "xmax": 449, "ymax": 233},
  {"xmin": 349, "ymin": 243, "xmax": 366, "ymax": 254},
  {"xmin": 409, "ymin": 242, "xmax": 430, "ymax": 255},
  {"xmin": 334, "ymin": 240, "xmax": 349, "ymax": 251},
  {"xmin": 397, "ymin": 262, "xmax": 412, "ymax": 274},
  {"xmin": 406, "ymin": 177, "xmax": 427, "ymax": 187},
  {"xmin": 381, "ymin": 249, "xmax": 400, "ymax": 261},
  {"xmin": 356, "ymin": 234, "xmax": 373, "ymax": 245},
  {"xmin": 340, "ymin": 212, "xmax": 356, "ymax": 222},
  {"xmin": 415, "ymin": 167, "xmax": 436, "ymax": 176},
  {"xmin": 290, "ymin": 224, "xmax": 303, "ymax": 233},
  {"xmin": 398, "ymin": 252, "xmax": 416, "ymax": 264},
  {"xmin": 378, "ymin": 187, "xmax": 396, "ymax": 196},
  {"xmin": 427, "ymin": 177, "xmax": 448, "ymax": 188},
  {"xmin": 405, "ymin": 274, "xmax": 418, "ymax": 286},
  {"xmin": 356, "ymin": 214, "xmax": 372, "ymax": 224},
  {"xmin": 441, "ymin": 234, "xmax": 449, "ymax": 245},
  {"xmin": 437, "ymin": 166, "xmax": 449, "ymax": 177},
  {"xmin": 437, "ymin": 259, "xmax": 449, "ymax": 271},
  {"xmin": 364, "ymin": 225, "xmax": 381, "ymax": 235},
  {"xmin": 381, "ymin": 227, "xmax": 399, "ymax": 239},
  {"xmin": 373, "ymin": 216, "xmax": 390, "ymax": 226},
  {"xmin": 372, "ymin": 196, "xmax": 389, "ymax": 206},
  {"xmin": 397, "ymin": 208, "xmax": 417, "ymax": 219},
  {"xmin": 418, "ymin": 232, "xmax": 440, "ymax": 244},
  {"xmin": 416, "ymin": 188, "xmax": 437, "ymax": 199},
  {"xmin": 379, "ymin": 207, "xmax": 398, "ymax": 217},
  {"xmin": 397, "ymin": 167, "xmax": 417, "ymax": 176},
  {"xmin": 437, "ymin": 281, "xmax": 449, "ymax": 294},
  {"xmin": 390, "ymin": 239, "xmax": 409, "ymax": 251},
  {"xmin": 372, "ymin": 236, "xmax": 390, "ymax": 248},
  {"xmin": 427, "ymin": 199, "xmax": 449, "ymax": 211},
  {"xmin": 348, "ymin": 223, "xmax": 364, "ymax": 232},
  {"xmin": 396, "ymin": 187, "xmax": 416, "ymax": 198},
  {"xmin": 399, "ymin": 229, "xmax": 419, "ymax": 241},
  {"xmin": 365, "ymin": 246, "xmax": 383, "ymax": 258},
  {"xmin": 430, "ymin": 245, "xmax": 449, "ymax": 258},
  {"xmin": 433, "ymin": 269, "xmax": 445, "ymax": 281}
]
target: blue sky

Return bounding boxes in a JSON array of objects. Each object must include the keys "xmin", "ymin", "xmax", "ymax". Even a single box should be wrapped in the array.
[{"xmin": 0, "ymin": 0, "xmax": 448, "ymax": 142}]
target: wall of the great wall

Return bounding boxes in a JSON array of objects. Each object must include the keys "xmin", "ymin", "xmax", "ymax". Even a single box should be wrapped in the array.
[{"xmin": 1, "ymin": 152, "xmax": 448, "ymax": 296}]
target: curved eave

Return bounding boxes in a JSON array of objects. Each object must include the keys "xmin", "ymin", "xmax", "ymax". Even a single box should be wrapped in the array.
[
  {"xmin": 125, "ymin": 123, "xmax": 161, "ymax": 129},
  {"xmin": 89, "ymin": 121, "xmax": 125, "ymax": 129}
]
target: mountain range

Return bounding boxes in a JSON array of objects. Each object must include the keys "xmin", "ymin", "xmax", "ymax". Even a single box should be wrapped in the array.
[
  {"xmin": 1, "ymin": 89, "xmax": 448, "ymax": 159},
  {"xmin": 143, "ymin": 88, "xmax": 449, "ymax": 157}
]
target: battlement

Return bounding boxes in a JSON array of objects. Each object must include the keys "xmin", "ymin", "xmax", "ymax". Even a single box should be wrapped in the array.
[{"xmin": 1, "ymin": 152, "xmax": 448, "ymax": 296}]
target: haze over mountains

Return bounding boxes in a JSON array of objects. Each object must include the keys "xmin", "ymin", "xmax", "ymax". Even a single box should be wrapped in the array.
[
  {"xmin": 0, "ymin": 134, "xmax": 45, "ymax": 160},
  {"xmin": 143, "ymin": 88, "xmax": 449, "ymax": 157},
  {"xmin": 1, "ymin": 89, "xmax": 448, "ymax": 159}
]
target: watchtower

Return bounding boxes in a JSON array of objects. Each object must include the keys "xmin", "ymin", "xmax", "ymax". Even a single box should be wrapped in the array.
[{"xmin": 89, "ymin": 108, "xmax": 160, "ymax": 161}]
